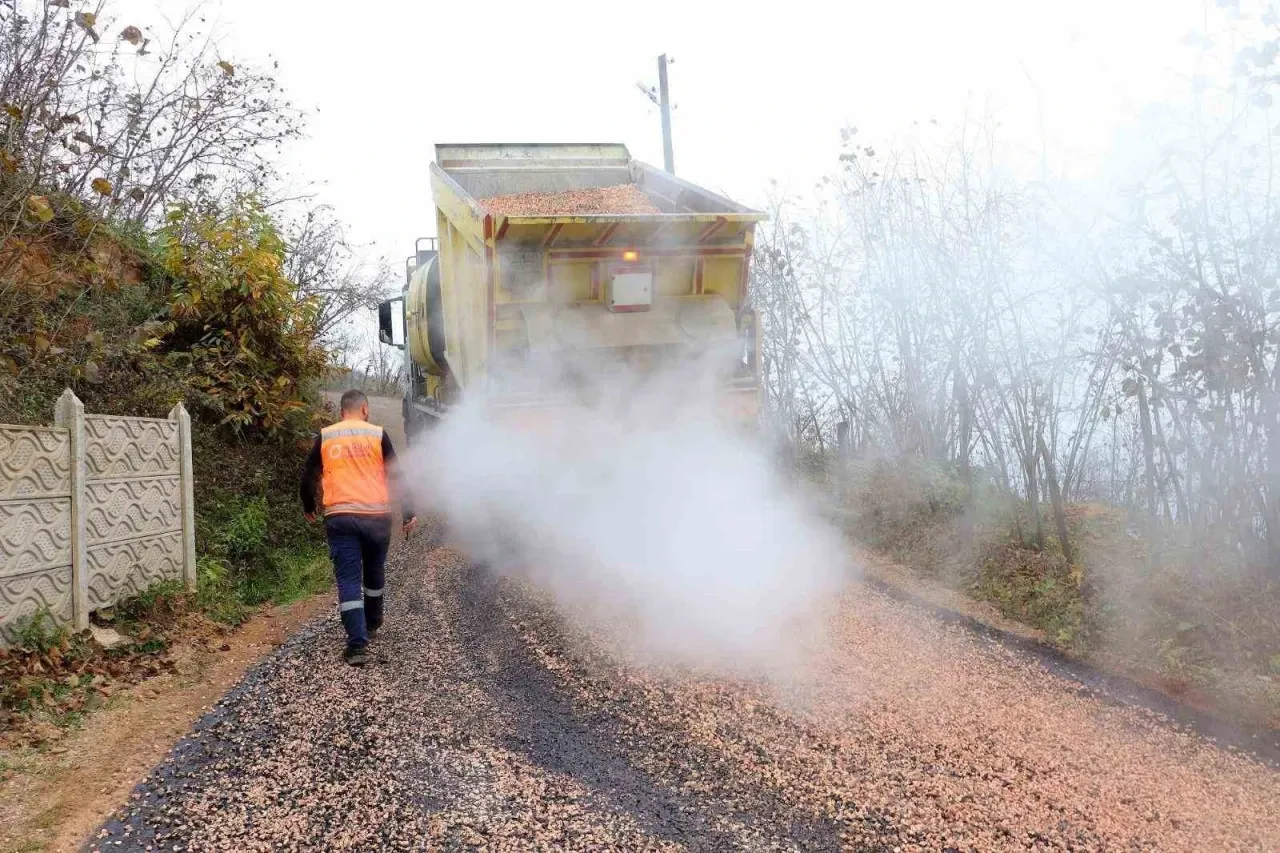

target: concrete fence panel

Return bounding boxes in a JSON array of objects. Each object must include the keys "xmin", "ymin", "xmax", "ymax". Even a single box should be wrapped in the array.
[
  {"xmin": 0, "ymin": 425, "xmax": 75, "ymax": 640},
  {"xmin": 0, "ymin": 390, "xmax": 196, "ymax": 644}
]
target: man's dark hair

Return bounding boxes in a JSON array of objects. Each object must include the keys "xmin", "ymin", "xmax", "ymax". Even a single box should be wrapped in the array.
[{"xmin": 339, "ymin": 389, "xmax": 369, "ymax": 414}]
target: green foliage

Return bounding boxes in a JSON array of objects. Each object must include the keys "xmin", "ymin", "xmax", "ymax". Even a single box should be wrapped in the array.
[
  {"xmin": 157, "ymin": 197, "xmax": 329, "ymax": 436},
  {"xmin": 217, "ymin": 495, "xmax": 270, "ymax": 562},
  {"xmin": 12, "ymin": 609, "xmax": 70, "ymax": 655},
  {"xmin": 974, "ymin": 546, "xmax": 1089, "ymax": 655},
  {"xmin": 194, "ymin": 556, "xmax": 249, "ymax": 625},
  {"xmin": 238, "ymin": 546, "xmax": 331, "ymax": 608}
]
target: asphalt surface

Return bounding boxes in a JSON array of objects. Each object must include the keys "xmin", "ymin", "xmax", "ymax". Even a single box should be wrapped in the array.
[{"xmin": 87, "ymin": 521, "xmax": 1280, "ymax": 852}]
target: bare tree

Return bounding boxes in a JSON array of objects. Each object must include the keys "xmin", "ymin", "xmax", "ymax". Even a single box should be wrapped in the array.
[
  {"xmin": 0, "ymin": 0, "xmax": 303, "ymax": 226},
  {"xmin": 283, "ymin": 203, "xmax": 395, "ymax": 343}
]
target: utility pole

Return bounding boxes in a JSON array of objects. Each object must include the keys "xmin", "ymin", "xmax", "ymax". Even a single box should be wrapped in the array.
[
  {"xmin": 638, "ymin": 56, "xmax": 676, "ymax": 174},
  {"xmin": 657, "ymin": 54, "xmax": 674, "ymax": 174}
]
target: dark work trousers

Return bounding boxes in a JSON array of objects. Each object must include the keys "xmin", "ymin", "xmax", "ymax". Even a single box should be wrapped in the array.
[{"xmin": 324, "ymin": 514, "xmax": 392, "ymax": 648}]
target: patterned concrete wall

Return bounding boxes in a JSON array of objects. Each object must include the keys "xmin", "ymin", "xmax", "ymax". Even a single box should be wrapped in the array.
[
  {"xmin": 0, "ymin": 426, "xmax": 75, "ymax": 638},
  {"xmin": 0, "ymin": 391, "xmax": 195, "ymax": 644}
]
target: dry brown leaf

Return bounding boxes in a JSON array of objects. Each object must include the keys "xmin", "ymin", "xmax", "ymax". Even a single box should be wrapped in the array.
[
  {"xmin": 91, "ymin": 177, "xmax": 113, "ymax": 196},
  {"xmin": 217, "ymin": 60, "xmax": 235, "ymax": 77},
  {"xmin": 120, "ymin": 25, "xmax": 143, "ymax": 46},
  {"xmin": 26, "ymin": 194, "xmax": 54, "ymax": 222}
]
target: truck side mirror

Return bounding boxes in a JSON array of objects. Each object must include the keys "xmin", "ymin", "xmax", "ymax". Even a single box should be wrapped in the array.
[{"xmin": 377, "ymin": 298, "xmax": 404, "ymax": 349}]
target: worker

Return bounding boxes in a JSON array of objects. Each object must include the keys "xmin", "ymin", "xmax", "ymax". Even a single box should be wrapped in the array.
[{"xmin": 300, "ymin": 389, "xmax": 417, "ymax": 666}]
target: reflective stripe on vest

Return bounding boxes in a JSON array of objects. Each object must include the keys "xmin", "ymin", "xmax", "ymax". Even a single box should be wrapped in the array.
[{"xmin": 320, "ymin": 420, "xmax": 391, "ymax": 516}]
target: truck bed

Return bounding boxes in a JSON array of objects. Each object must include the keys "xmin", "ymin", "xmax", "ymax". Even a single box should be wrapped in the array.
[
  {"xmin": 433, "ymin": 143, "xmax": 760, "ymax": 222},
  {"xmin": 479, "ymin": 184, "xmax": 662, "ymax": 216}
]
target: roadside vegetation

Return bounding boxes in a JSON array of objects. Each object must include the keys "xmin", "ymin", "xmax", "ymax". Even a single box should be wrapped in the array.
[
  {"xmin": 758, "ymin": 8, "xmax": 1280, "ymax": 728},
  {"xmin": 0, "ymin": 0, "xmax": 390, "ymax": 742}
]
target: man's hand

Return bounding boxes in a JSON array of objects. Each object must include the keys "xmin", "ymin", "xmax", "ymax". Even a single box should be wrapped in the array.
[
  {"xmin": 304, "ymin": 511, "xmax": 317, "ymax": 524},
  {"xmin": 403, "ymin": 515, "xmax": 418, "ymax": 538}
]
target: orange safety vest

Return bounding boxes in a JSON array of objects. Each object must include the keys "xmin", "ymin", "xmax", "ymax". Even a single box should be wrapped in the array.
[{"xmin": 320, "ymin": 420, "xmax": 391, "ymax": 516}]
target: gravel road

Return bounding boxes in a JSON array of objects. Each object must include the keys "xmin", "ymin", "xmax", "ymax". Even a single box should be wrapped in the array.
[{"xmin": 88, "ymin": 521, "xmax": 1280, "ymax": 852}]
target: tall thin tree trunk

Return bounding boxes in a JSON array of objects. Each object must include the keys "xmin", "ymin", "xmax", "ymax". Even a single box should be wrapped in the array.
[
  {"xmin": 1137, "ymin": 380, "xmax": 1160, "ymax": 517},
  {"xmin": 1025, "ymin": 443, "xmax": 1044, "ymax": 551},
  {"xmin": 1039, "ymin": 433, "xmax": 1073, "ymax": 564},
  {"xmin": 1136, "ymin": 379, "xmax": 1163, "ymax": 567}
]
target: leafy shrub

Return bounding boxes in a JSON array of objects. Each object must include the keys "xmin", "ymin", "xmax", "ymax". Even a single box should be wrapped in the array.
[{"xmin": 157, "ymin": 197, "xmax": 329, "ymax": 436}]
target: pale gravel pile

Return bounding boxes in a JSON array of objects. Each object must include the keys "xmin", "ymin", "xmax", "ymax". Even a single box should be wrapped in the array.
[
  {"xmin": 479, "ymin": 184, "xmax": 661, "ymax": 216},
  {"xmin": 89, "ymin": 523, "xmax": 1280, "ymax": 851}
]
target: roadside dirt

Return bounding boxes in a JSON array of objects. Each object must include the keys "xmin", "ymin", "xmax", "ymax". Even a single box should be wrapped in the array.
[{"xmin": 0, "ymin": 593, "xmax": 329, "ymax": 853}]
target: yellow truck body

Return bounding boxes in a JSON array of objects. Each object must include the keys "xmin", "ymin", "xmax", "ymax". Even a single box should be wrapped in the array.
[{"xmin": 379, "ymin": 143, "xmax": 766, "ymax": 439}]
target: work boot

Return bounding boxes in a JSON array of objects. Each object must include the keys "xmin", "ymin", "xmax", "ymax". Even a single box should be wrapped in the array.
[
  {"xmin": 367, "ymin": 620, "xmax": 382, "ymax": 643},
  {"xmin": 344, "ymin": 643, "xmax": 370, "ymax": 667}
]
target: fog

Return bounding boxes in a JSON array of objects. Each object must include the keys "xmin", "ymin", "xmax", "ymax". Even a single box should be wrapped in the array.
[{"xmin": 404, "ymin": 358, "xmax": 848, "ymax": 676}]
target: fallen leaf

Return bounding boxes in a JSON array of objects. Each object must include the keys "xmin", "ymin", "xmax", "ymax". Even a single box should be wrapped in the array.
[
  {"xmin": 3, "ymin": 103, "xmax": 22, "ymax": 120},
  {"xmin": 91, "ymin": 177, "xmax": 113, "ymax": 196},
  {"xmin": 0, "ymin": 149, "xmax": 17, "ymax": 173}
]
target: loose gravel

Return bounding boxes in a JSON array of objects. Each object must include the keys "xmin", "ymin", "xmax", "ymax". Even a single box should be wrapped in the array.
[
  {"xmin": 88, "ymin": 520, "xmax": 1280, "ymax": 851},
  {"xmin": 480, "ymin": 185, "xmax": 661, "ymax": 216}
]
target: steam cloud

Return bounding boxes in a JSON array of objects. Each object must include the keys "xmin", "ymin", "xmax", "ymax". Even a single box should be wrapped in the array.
[{"xmin": 404, "ymin": 358, "xmax": 849, "ymax": 675}]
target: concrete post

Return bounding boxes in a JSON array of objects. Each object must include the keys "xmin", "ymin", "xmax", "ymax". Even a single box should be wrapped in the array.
[
  {"xmin": 54, "ymin": 389, "xmax": 88, "ymax": 629},
  {"xmin": 169, "ymin": 402, "xmax": 197, "ymax": 592}
]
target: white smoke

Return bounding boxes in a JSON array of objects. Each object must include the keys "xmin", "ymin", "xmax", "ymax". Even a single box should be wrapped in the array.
[{"xmin": 404, "ymin": 357, "xmax": 850, "ymax": 675}]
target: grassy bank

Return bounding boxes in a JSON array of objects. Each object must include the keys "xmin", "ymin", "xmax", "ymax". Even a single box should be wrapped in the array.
[
  {"xmin": 189, "ymin": 424, "xmax": 332, "ymax": 626},
  {"xmin": 832, "ymin": 456, "xmax": 1280, "ymax": 728}
]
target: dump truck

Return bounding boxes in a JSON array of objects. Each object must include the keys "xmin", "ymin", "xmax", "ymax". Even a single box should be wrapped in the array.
[{"xmin": 377, "ymin": 143, "xmax": 766, "ymax": 442}]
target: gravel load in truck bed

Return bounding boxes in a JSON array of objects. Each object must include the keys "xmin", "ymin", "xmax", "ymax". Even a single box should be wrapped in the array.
[
  {"xmin": 89, "ymin": 521, "xmax": 1280, "ymax": 852},
  {"xmin": 479, "ymin": 184, "xmax": 662, "ymax": 216}
]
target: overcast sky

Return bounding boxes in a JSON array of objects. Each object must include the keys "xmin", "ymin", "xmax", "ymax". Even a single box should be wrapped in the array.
[{"xmin": 107, "ymin": 0, "xmax": 1212, "ymax": 263}]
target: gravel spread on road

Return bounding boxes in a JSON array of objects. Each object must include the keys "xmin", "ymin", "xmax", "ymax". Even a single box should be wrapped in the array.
[
  {"xmin": 89, "ymin": 521, "xmax": 1280, "ymax": 851},
  {"xmin": 479, "ymin": 185, "xmax": 661, "ymax": 216}
]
